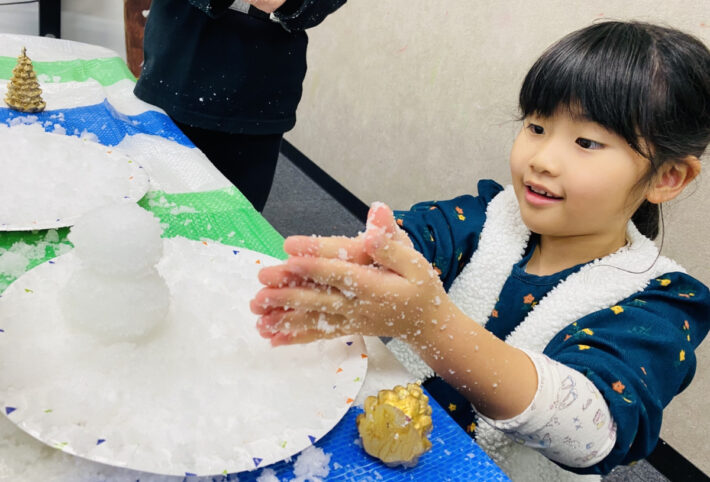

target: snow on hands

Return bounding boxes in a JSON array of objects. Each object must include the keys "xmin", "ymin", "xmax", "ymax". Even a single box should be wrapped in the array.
[{"xmin": 252, "ymin": 203, "xmax": 451, "ymax": 347}]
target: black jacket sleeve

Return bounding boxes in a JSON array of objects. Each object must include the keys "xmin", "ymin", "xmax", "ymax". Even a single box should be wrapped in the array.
[{"xmin": 273, "ymin": 0, "xmax": 347, "ymax": 31}]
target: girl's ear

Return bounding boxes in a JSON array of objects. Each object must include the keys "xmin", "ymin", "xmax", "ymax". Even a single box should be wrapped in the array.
[{"xmin": 646, "ymin": 156, "xmax": 702, "ymax": 204}]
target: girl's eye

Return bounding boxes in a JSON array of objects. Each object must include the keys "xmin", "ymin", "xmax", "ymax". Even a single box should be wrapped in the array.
[
  {"xmin": 576, "ymin": 138, "xmax": 603, "ymax": 150},
  {"xmin": 527, "ymin": 123, "xmax": 544, "ymax": 135}
]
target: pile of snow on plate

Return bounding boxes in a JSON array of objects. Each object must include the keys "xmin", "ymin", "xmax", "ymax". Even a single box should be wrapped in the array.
[{"xmin": 61, "ymin": 202, "xmax": 169, "ymax": 342}]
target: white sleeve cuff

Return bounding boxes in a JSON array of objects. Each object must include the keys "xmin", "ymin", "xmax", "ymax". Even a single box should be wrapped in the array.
[{"xmin": 478, "ymin": 349, "xmax": 617, "ymax": 468}]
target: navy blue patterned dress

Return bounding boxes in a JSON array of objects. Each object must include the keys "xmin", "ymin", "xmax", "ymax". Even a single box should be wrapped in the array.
[{"xmin": 394, "ymin": 180, "xmax": 710, "ymax": 475}]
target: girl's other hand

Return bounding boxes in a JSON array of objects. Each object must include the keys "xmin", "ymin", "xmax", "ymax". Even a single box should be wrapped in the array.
[
  {"xmin": 257, "ymin": 202, "xmax": 412, "ymax": 292},
  {"xmin": 280, "ymin": 202, "xmax": 412, "ymax": 264}
]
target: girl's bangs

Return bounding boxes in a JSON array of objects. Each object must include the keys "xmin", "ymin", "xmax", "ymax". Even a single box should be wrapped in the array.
[{"xmin": 518, "ymin": 24, "xmax": 651, "ymax": 149}]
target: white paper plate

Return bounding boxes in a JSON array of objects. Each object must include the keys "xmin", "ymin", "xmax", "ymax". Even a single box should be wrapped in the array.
[
  {"xmin": 0, "ymin": 124, "xmax": 149, "ymax": 231},
  {"xmin": 0, "ymin": 237, "xmax": 367, "ymax": 476}
]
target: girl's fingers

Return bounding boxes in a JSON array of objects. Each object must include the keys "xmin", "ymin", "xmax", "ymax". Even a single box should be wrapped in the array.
[
  {"xmin": 258, "ymin": 265, "xmax": 309, "ymax": 288},
  {"xmin": 268, "ymin": 331, "xmax": 296, "ymax": 347},
  {"xmin": 273, "ymin": 328, "xmax": 348, "ymax": 346},
  {"xmin": 268, "ymin": 329, "xmax": 342, "ymax": 347},
  {"xmin": 259, "ymin": 309, "xmax": 354, "ymax": 333},
  {"xmin": 284, "ymin": 235, "xmax": 372, "ymax": 264},
  {"xmin": 283, "ymin": 256, "xmax": 403, "ymax": 299},
  {"xmin": 256, "ymin": 308, "xmax": 288, "ymax": 334},
  {"xmin": 251, "ymin": 286, "xmax": 352, "ymax": 315},
  {"xmin": 367, "ymin": 202, "xmax": 414, "ymax": 248},
  {"xmin": 257, "ymin": 310, "xmax": 354, "ymax": 346},
  {"xmin": 364, "ymin": 228, "xmax": 434, "ymax": 284}
]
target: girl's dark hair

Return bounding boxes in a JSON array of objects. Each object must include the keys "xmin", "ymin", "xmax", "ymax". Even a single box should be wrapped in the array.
[{"xmin": 519, "ymin": 21, "xmax": 710, "ymax": 239}]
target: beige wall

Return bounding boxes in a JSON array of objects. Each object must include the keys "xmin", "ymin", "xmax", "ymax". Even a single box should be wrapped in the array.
[
  {"xmin": 61, "ymin": 0, "xmax": 126, "ymax": 59},
  {"xmin": 287, "ymin": 1, "xmax": 710, "ymax": 473},
  {"xmin": 0, "ymin": 1, "xmax": 126, "ymax": 59}
]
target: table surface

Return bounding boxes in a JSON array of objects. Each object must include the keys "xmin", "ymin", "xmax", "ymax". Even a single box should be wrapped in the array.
[{"xmin": 0, "ymin": 33, "xmax": 509, "ymax": 481}]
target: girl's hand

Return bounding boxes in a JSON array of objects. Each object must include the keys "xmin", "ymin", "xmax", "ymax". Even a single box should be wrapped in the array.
[
  {"xmin": 252, "ymin": 205, "xmax": 538, "ymax": 419},
  {"xmin": 251, "ymin": 203, "xmax": 456, "ymax": 346},
  {"xmin": 279, "ymin": 202, "xmax": 412, "ymax": 266},
  {"xmin": 254, "ymin": 202, "xmax": 411, "ymax": 303}
]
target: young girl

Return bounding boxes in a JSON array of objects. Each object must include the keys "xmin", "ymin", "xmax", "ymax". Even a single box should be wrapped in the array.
[{"xmin": 250, "ymin": 21, "xmax": 710, "ymax": 480}]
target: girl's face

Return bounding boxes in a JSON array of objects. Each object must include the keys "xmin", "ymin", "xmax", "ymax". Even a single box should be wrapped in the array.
[{"xmin": 510, "ymin": 110, "xmax": 650, "ymax": 242}]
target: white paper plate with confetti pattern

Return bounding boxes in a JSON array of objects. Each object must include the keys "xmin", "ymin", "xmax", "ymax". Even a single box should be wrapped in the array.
[
  {"xmin": 0, "ymin": 123, "xmax": 149, "ymax": 231},
  {"xmin": 0, "ymin": 237, "xmax": 368, "ymax": 476}
]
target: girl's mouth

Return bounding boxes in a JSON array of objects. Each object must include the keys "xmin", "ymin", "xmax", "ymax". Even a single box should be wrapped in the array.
[
  {"xmin": 525, "ymin": 185, "xmax": 564, "ymax": 205},
  {"xmin": 527, "ymin": 185, "xmax": 563, "ymax": 199}
]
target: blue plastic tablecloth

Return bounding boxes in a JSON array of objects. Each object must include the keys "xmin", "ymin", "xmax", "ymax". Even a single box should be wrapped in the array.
[{"xmin": 230, "ymin": 391, "xmax": 509, "ymax": 482}]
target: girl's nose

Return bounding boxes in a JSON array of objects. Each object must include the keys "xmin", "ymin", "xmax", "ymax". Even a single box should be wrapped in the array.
[{"xmin": 529, "ymin": 141, "xmax": 561, "ymax": 175}]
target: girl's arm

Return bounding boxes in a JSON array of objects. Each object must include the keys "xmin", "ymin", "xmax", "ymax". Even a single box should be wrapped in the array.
[{"xmin": 252, "ymin": 203, "xmax": 538, "ymax": 420}]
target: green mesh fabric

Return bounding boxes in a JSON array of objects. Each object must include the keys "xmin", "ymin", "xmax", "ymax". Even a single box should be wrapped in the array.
[
  {"xmin": 0, "ymin": 228, "xmax": 71, "ymax": 293},
  {"xmin": 0, "ymin": 56, "xmax": 135, "ymax": 85},
  {"xmin": 0, "ymin": 187, "xmax": 286, "ymax": 295},
  {"xmin": 138, "ymin": 187, "xmax": 285, "ymax": 259}
]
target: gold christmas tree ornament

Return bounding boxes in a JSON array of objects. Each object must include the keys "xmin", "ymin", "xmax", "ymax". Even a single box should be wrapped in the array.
[
  {"xmin": 356, "ymin": 382, "xmax": 433, "ymax": 467},
  {"xmin": 4, "ymin": 47, "xmax": 46, "ymax": 113}
]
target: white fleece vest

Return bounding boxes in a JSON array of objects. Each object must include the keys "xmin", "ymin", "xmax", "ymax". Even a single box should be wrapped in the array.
[
  {"xmin": 389, "ymin": 185, "xmax": 684, "ymax": 481},
  {"xmin": 447, "ymin": 185, "xmax": 684, "ymax": 481}
]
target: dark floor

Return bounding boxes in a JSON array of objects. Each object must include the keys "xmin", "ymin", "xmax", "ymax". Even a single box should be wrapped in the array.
[
  {"xmin": 262, "ymin": 153, "xmax": 671, "ymax": 482},
  {"xmin": 263, "ymin": 153, "xmax": 365, "ymax": 239}
]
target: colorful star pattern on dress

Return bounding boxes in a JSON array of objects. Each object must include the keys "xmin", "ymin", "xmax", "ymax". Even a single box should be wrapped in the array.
[{"xmin": 455, "ymin": 206, "xmax": 466, "ymax": 221}]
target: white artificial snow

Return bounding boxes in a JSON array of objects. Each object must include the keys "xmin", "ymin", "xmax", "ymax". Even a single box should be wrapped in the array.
[
  {"xmin": 61, "ymin": 204, "xmax": 169, "ymax": 342},
  {"xmin": 0, "ymin": 238, "xmax": 367, "ymax": 476},
  {"xmin": 67, "ymin": 203, "xmax": 164, "ymax": 276},
  {"xmin": 148, "ymin": 195, "xmax": 173, "ymax": 208},
  {"xmin": 116, "ymin": 133, "xmax": 231, "ymax": 194},
  {"xmin": 169, "ymin": 205, "xmax": 198, "ymax": 215},
  {"xmin": 77, "ymin": 129, "xmax": 99, "ymax": 143},
  {"xmin": 0, "ymin": 230, "xmax": 69, "ymax": 279},
  {"xmin": 0, "ymin": 123, "xmax": 148, "ymax": 228},
  {"xmin": 0, "ymin": 413, "xmax": 230, "ymax": 482},
  {"xmin": 45, "ymin": 229, "xmax": 59, "ymax": 243},
  {"xmin": 256, "ymin": 468, "xmax": 280, "ymax": 481},
  {"xmin": 316, "ymin": 314, "xmax": 336, "ymax": 334},
  {"xmin": 291, "ymin": 446, "xmax": 331, "ymax": 482},
  {"xmin": 8, "ymin": 115, "xmax": 38, "ymax": 126},
  {"xmin": 0, "ymin": 251, "xmax": 28, "ymax": 278},
  {"xmin": 61, "ymin": 266, "xmax": 170, "ymax": 341}
]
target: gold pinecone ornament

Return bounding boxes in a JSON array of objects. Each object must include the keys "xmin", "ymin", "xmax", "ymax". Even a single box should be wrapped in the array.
[
  {"xmin": 356, "ymin": 382, "xmax": 433, "ymax": 467},
  {"xmin": 4, "ymin": 47, "xmax": 46, "ymax": 113}
]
